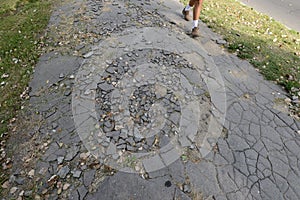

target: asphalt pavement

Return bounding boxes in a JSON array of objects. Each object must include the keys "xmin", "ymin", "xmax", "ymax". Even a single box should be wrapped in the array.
[
  {"xmin": 239, "ymin": 0, "xmax": 300, "ymax": 32},
  {"xmin": 2, "ymin": 0, "xmax": 300, "ymax": 199}
]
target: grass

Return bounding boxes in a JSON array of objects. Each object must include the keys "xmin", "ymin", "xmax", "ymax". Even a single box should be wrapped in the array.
[
  {"xmin": 124, "ymin": 155, "xmax": 138, "ymax": 168},
  {"xmin": 181, "ymin": 0, "xmax": 300, "ymax": 97},
  {"xmin": 0, "ymin": 0, "xmax": 20, "ymax": 14},
  {"xmin": 0, "ymin": 0, "xmax": 52, "ymax": 135},
  {"xmin": 0, "ymin": 0, "xmax": 52, "ymax": 195}
]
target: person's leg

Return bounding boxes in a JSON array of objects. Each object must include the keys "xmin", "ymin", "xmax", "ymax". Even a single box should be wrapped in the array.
[
  {"xmin": 192, "ymin": 0, "xmax": 203, "ymax": 21},
  {"xmin": 185, "ymin": 0, "xmax": 193, "ymax": 10},
  {"xmin": 188, "ymin": 0, "xmax": 195, "ymax": 7},
  {"xmin": 191, "ymin": 0, "xmax": 203, "ymax": 37},
  {"xmin": 182, "ymin": 0, "xmax": 194, "ymax": 21},
  {"xmin": 183, "ymin": 0, "xmax": 203, "ymax": 37}
]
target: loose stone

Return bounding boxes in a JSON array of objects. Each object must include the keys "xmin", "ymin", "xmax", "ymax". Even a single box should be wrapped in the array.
[
  {"xmin": 57, "ymin": 157, "xmax": 64, "ymax": 165},
  {"xmin": 63, "ymin": 183, "xmax": 71, "ymax": 191},
  {"xmin": 57, "ymin": 166, "xmax": 70, "ymax": 179},
  {"xmin": 183, "ymin": 184, "xmax": 192, "ymax": 193},
  {"xmin": 72, "ymin": 170, "xmax": 82, "ymax": 178},
  {"xmin": 19, "ymin": 190, "xmax": 24, "ymax": 196},
  {"xmin": 59, "ymin": 73, "xmax": 65, "ymax": 78},
  {"xmin": 24, "ymin": 190, "xmax": 32, "ymax": 197},
  {"xmin": 10, "ymin": 186, "xmax": 18, "ymax": 194},
  {"xmin": 83, "ymin": 51, "xmax": 93, "ymax": 58},
  {"xmin": 2, "ymin": 181, "xmax": 10, "ymax": 189}
]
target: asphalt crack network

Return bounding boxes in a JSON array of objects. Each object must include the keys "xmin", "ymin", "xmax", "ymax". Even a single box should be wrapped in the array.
[{"xmin": 2, "ymin": 0, "xmax": 300, "ymax": 200}]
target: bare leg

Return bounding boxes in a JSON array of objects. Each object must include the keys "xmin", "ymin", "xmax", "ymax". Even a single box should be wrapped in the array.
[
  {"xmin": 191, "ymin": 0, "xmax": 203, "ymax": 20},
  {"xmin": 188, "ymin": 0, "xmax": 203, "ymax": 37}
]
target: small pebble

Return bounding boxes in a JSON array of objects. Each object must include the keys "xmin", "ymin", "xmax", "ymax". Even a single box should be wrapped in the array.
[
  {"xmin": 10, "ymin": 186, "xmax": 18, "ymax": 194},
  {"xmin": 63, "ymin": 183, "xmax": 71, "ymax": 191},
  {"xmin": 59, "ymin": 73, "xmax": 65, "ymax": 78}
]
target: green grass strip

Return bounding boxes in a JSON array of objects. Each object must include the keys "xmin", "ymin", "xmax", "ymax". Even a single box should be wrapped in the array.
[
  {"xmin": 181, "ymin": 0, "xmax": 300, "ymax": 93},
  {"xmin": 0, "ymin": 0, "xmax": 52, "ymax": 194},
  {"xmin": 0, "ymin": 0, "xmax": 52, "ymax": 135}
]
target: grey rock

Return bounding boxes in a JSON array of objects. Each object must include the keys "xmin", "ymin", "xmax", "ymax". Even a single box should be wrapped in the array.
[
  {"xmin": 143, "ymin": 155, "xmax": 165, "ymax": 173},
  {"xmin": 227, "ymin": 134, "xmax": 250, "ymax": 151},
  {"xmin": 117, "ymin": 138, "xmax": 126, "ymax": 145},
  {"xmin": 117, "ymin": 144, "xmax": 126, "ymax": 149},
  {"xmin": 15, "ymin": 177, "xmax": 25, "ymax": 185},
  {"xmin": 146, "ymin": 136, "xmax": 155, "ymax": 146},
  {"xmin": 126, "ymin": 137, "xmax": 135, "ymax": 146},
  {"xmin": 126, "ymin": 145, "xmax": 135, "ymax": 151},
  {"xmin": 65, "ymin": 146, "xmax": 80, "ymax": 161},
  {"xmin": 83, "ymin": 169, "xmax": 96, "ymax": 187},
  {"xmin": 57, "ymin": 156, "xmax": 64, "ymax": 165},
  {"xmin": 83, "ymin": 51, "xmax": 93, "ymax": 58},
  {"xmin": 57, "ymin": 166, "xmax": 70, "ymax": 178},
  {"xmin": 9, "ymin": 175, "xmax": 16, "ymax": 183},
  {"xmin": 105, "ymin": 67, "xmax": 115, "ymax": 74},
  {"xmin": 9, "ymin": 186, "xmax": 18, "ymax": 194},
  {"xmin": 64, "ymin": 90, "xmax": 72, "ymax": 96},
  {"xmin": 72, "ymin": 170, "xmax": 82, "ymax": 178},
  {"xmin": 193, "ymin": 87, "xmax": 206, "ymax": 96},
  {"xmin": 169, "ymin": 112, "xmax": 180, "ymax": 125},
  {"xmin": 161, "ymin": 147, "xmax": 180, "ymax": 166},
  {"xmin": 120, "ymin": 129, "xmax": 128, "ymax": 139},
  {"xmin": 106, "ymin": 143, "xmax": 116, "ymax": 155},
  {"xmin": 106, "ymin": 130, "xmax": 120, "ymax": 140},
  {"xmin": 24, "ymin": 190, "xmax": 33, "ymax": 197},
  {"xmin": 52, "ymin": 122, "xmax": 59, "ymax": 129},
  {"xmin": 183, "ymin": 184, "xmax": 192, "ymax": 193},
  {"xmin": 75, "ymin": 44, "xmax": 85, "ymax": 51},
  {"xmin": 133, "ymin": 127, "xmax": 144, "ymax": 141},
  {"xmin": 159, "ymin": 135, "xmax": 170, "ymax": 147},
  {"xmin": 77, "ymin": 185, "xmax": 88, "ymax": 200},
  {"xmin": 112, "ymin": 154, "xmax": 119, "ymax": 160},
  {"xmin": 102, "ymin": 142, "xmax": 109, "ymax": 147},
  {"xmin": 69, "ymin": 188, "xmax": 79, "ymax": 200},
  {"xmin": 205, "ymin": 195, "xmax": 215, "ymax": 200},
  {"xmin": 98, "ymin": 82, "xmax": 114, "ymax": 92},
  {"xmin": 180, "ymin": 68, "xmax": 202, "ymax": 85},
  {"xmin": 292, "ymin": 95, "xmax": 298, "ymax": 100},
  {"xmin": 179, "ymin": 136, "xmax": 192, "ymax": 147},
  {"xmin": 292, "ymin": 99, "xmax": 300, "ymax": 104},
  {"xmin": 44, "ymin": 143, "xmax": 60, "ymax": 162},
  {"xmin": 216, "ymin": 39, "xmax": 227, "ymax": 45}
]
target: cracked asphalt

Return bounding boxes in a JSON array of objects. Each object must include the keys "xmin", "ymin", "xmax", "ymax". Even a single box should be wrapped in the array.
[{"xmin": 2, "ymin": 0, "xmax": 300, "ymax": 200}]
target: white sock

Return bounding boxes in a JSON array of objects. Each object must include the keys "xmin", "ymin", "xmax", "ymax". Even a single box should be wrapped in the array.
[
  {"xmin": 192, "ymin": 20, "xmax": 198, "ymax": 28},
  {"xmin": 185, "ymin": 5, "xmax": 191, "ymax": 11}
]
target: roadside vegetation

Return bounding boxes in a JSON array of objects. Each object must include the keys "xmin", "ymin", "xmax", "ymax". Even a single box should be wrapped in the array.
[
  {"xmin": 0, "ymin": 0, "xmax": 51, "ymax": 135},
  {"xmin": 0, "ymin": 0, "xmax": 52, "ymax": 193},
  {"xmin": 182, "ymin": 0, "xmax": 300, "ymax": 116}
]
